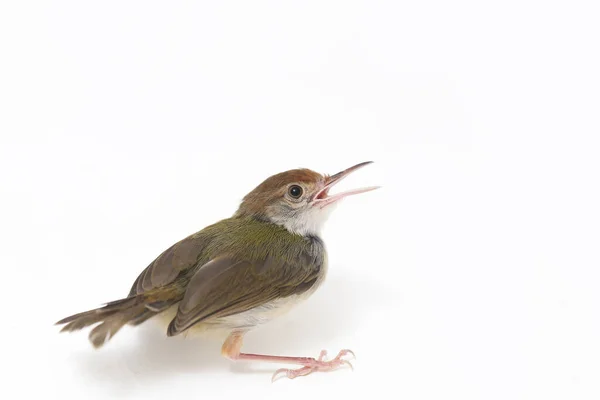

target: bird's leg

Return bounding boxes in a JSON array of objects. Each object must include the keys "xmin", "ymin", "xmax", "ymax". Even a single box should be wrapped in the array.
[{"xmin": 221, "ymin": 331, "xmax": 355, "ymax": 381}]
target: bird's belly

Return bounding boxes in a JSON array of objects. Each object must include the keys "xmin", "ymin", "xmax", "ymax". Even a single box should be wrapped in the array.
[
  {"xmin": 154, "ymin": 294, "xmax": 310, "ymax": 340},
  {"xmin": 214, "ymin": 293, "xmax": 315, "ymax": 330}
]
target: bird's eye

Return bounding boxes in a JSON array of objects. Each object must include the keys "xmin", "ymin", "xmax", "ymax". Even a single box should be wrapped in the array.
[{"xmin": 287, "ymin": 185, "xmax": 303, "ymax": 199}]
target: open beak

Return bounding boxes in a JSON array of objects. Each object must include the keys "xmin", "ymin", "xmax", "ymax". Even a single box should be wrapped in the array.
[{"xmin": 312, "ymin": 161, "xmax": 380, "ymax": 208}]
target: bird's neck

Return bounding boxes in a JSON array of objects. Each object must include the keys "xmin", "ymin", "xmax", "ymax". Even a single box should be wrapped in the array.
[{"xmin": 235, "ymin": 206, "xmax": 335, "ymax": 238}]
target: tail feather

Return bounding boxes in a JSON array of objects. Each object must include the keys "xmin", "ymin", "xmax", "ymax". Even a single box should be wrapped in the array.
[
  {"xmin": 56, "ymin": 294, "xmax": 176, "ymax": 348},
  {"xmin": 58, "ymin": 310, "xmax": 119, "ymax": 333},
  {"xmin": 88, "ymin": 312, "xmax": 133, "ymax": 348},
  {"xmin": 127, "ymin": 310, "xmax": 157, "ymax": 326}
]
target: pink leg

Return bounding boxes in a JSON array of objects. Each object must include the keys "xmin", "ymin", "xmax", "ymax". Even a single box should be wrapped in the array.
[{"xmin": 221, "ymin": 332, "xmax": 355, "ymax": 381}]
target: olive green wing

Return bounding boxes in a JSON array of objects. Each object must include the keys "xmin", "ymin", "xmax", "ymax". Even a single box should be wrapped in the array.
[{"xmin": 166, "ymin": 255, "xmax": 322, "ymax": 336}]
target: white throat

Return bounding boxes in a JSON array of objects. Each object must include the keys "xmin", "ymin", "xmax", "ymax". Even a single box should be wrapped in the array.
[{"xmin": 270, "ymin": 204, "xmax": 337, "ymax": 237}]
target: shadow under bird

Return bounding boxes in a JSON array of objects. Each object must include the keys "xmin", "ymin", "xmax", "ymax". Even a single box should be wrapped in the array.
[{"xmin": 56, "ymin": 161, "xmax": 379, "ymax": 380}]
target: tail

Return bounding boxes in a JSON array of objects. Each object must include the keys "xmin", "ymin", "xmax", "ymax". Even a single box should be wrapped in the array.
[{"xmin": 56, "ymin": 295, "xmax": 175, "ymax": 348}]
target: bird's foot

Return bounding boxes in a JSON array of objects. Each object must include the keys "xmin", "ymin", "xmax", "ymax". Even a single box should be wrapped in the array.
[{"xmin": 271, "ymin": 349, "xmax": 355, "ymax": 381}]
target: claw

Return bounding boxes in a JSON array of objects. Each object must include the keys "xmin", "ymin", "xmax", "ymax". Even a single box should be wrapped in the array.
[
  {"xmin": 335, "ymin": 349, "xmax": 356, "ymax": 361},
  {"xmin": 272, "ymin": 368, "xmax": 289, "ymax": 382},
  {"xmin": 340, "ymin": 360, "xmax": 354, "ymax": 371}
]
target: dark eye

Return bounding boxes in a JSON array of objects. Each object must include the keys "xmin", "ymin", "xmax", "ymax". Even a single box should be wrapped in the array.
[{"xmin": 288, "ymin": 185, "xmax": 303, "ymax": 199}]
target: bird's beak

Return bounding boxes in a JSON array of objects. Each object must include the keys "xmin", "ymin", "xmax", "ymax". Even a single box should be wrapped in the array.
[{"xmin": 312, "ymin": 161, "xmax": 380, "ymax": 208}]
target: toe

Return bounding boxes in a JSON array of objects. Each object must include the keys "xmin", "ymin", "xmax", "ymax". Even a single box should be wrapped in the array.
[
  {"xmin": 272, "ymin": 366, "xmax": 315, "ymax": 381},
  {"xmin": 318, "ymin": 350, "xmax": 328, "ymax": 361}
]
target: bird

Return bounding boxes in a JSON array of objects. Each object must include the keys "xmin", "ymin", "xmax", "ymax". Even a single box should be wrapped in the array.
[{"xmin": 56, "ymin": 161, "xmax": 379, "ymax": 380}]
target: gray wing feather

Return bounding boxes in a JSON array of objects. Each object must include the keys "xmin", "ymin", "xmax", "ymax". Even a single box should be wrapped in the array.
[
  {"xmin": 167, "ymin": 255, "xmax": 321, "ymax": 336},
  {"xmin": 129, "ymin": 234, "xmax": 209, "ymax": 296}
]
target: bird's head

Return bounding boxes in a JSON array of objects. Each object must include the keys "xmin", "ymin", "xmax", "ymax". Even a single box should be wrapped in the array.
[{"xmin": 235, "ymin": 161, "xmax": 379, "ymax": 236}]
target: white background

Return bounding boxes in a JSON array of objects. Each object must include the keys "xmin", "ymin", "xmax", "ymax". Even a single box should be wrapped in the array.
[{"xmin": 1, "ymin": 1, "xmax": 599, "ymax": 399}]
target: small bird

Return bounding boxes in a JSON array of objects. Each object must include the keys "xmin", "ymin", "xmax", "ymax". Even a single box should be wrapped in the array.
[{"xmin": 56, "ymin": 161, "xmax": 378, "ymax": 380}]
